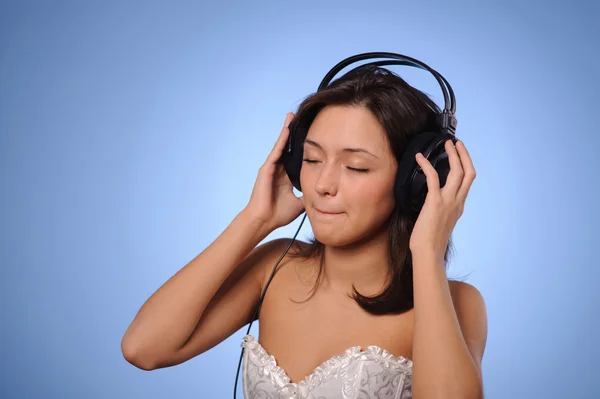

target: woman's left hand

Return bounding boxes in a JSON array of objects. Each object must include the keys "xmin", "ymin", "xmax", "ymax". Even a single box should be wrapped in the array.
[{"xmin": 409, "ymin": 139, "xmax": 476, "ymax": 260}]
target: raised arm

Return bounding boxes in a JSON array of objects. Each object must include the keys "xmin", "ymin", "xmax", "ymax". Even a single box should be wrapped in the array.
[{"xmin": 121, "ymin": 112, "xmax": 304, "ymax": 370}]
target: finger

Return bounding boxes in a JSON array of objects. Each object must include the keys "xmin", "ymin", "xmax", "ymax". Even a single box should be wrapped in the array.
[
  {"xmin": 266, "ymin": 112, "xmax": 295, "ymax": 164},
  {"xmin": 455, "ymin": 141, "xmax": 476, "ymax": 200},
  {"xmin": 415, "ymin": 152, "xmax": 440, "ymax": 196},
  {"xmin": 443, "ymin": 139, "xmax": 464, "ymax": 195},
  {"xmin": 266, "ymin": 113, "xmax": 293, "ymax": 162}
]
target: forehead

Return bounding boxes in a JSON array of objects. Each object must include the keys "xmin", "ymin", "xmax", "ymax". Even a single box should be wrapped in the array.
[{"xmin": 304, "ymin": 105, "xmax": 390, "ymax": 155}]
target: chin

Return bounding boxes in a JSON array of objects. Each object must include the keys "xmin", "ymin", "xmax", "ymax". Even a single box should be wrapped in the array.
[
  {"xmin": 308, "ymin": 217, "xmax": 346, "ymax": 245},
  {"xmin": 310, "ymin": 223, "xmax": 364, "ymax": 248},
  {"xmin": 313, "ymin": 234, "xmax": 354, "ymax": 248},
  {"xmin": 310, "ymin": 214, "xmax": 391, "ymax": 248}
]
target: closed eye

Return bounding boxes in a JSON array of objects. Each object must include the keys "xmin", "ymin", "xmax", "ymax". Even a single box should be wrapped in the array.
[
  {"xmin": 302, "ymin": 159, "xmax": 369, "ymax": 173},
  {"xmin": 347, "ymin": 167, "xmax": 369, "ymax": 173}
]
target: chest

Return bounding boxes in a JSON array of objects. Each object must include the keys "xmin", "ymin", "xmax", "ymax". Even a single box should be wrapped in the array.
[
  {"xmin": 257, "ymin": 263, "xmax": 414, "ymax": 384},
  {"xmin": 242, "ymin": 334, "xmax": 413, "ymax": 399}
]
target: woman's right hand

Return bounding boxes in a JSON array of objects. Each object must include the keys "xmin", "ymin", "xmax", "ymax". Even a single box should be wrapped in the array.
[{"xmin": 244, "ymin": 112, "xmax": 305, "ymax": 232}]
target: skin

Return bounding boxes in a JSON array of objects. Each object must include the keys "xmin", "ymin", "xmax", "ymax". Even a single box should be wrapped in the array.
[
  {"xmin": 256, "ymin": 104, "xmax": 487, "ymax": 398},
  {"xmin": 299, "ymin": 104, "xmax": 398, "ymax": 294},
  {"xmin": 121, "ymin": 105, "xmax": 487, "ymax": 398}
]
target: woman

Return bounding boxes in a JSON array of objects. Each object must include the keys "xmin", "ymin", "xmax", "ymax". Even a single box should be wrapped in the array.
[{"xmin": 121, "ymin": 65, "xmax": 488, "ymax": 399}]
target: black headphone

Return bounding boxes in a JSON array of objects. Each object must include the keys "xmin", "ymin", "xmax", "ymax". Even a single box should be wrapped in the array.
[
  {"xmin": 233, "ymin": 52, "xmax": 458, "ymax": 398},
  {"xmin": 282, "ymin": 51, "xmax": 458, "ymax": 216}
]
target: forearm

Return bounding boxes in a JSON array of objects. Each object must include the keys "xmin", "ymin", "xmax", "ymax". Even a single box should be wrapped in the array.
[
  {"xmin": 121, "ymin": 209, "xmax": 270, "ymax": 363},
  {"xmin": 411, "ymin": 251, "xmax": 482, "ymax": 399}
]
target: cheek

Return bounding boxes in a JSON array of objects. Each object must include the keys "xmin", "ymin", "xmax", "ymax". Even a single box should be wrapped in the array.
[
  {"xmin": 347, "ymin": 180, "xmax": 396, "ymax": 225},
  {"xmin": 350, "ymin": 178, "xmax": 394, "ymax": 205},
  {"xmin": 358, "ymin": 195, "xmax": 393, "ymax": 219}
]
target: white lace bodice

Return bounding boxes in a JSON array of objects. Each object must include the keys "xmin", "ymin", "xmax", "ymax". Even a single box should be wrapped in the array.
[{"xmin": 240, "ymin": 334, "xmax": 413, "ymax": 398}]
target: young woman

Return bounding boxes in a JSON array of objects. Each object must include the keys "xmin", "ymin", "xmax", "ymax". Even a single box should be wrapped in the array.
[{"xmin": 121, "ymin": 65, "xmax": 488, "ymax": 399}]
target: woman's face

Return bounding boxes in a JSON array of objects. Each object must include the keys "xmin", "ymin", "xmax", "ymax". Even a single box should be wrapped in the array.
[{"xmin": 299, "ymin": 105, "xmax": 398, "ymax": 247}]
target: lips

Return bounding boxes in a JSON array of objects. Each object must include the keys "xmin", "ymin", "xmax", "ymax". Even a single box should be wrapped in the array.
[{"xmin": 315, "ymin": 207, "xmax": 343, "ymax": 215}]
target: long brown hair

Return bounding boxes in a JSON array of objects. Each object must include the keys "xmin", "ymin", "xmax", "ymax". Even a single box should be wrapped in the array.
[{"xmin": 286, "ymin": 64, "xmax": 456, "ymax": 315}]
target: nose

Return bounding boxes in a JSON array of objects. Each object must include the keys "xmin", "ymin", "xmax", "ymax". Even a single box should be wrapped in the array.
[{"xmin": 314, "ymin": 162, "xmax": 339, "ymax": 197}]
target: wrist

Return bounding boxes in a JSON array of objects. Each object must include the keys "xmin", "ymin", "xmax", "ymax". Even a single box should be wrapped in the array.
[
  {"xmin": 410, "ymin": 247, "xmax": 444, "ymax": 264},
  {"xmin": 238, "ymin": 208, "xmax": 273, "ymax": 239}
]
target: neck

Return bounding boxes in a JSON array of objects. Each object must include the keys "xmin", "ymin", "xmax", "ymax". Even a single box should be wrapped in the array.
[{"xmin": 320, "ymin": 226, "xmax": 391, "ymax": 296}]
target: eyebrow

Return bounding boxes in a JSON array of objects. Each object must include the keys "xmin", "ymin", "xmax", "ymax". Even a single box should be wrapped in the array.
[{"xmin": 304, "ymin": 139, "xmax": 379, "ymax": 159}]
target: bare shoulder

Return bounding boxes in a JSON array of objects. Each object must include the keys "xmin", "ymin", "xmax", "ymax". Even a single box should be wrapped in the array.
[
  {"xmin": 447, "ymin": 280, "xmax": 487, "ymax": 321},
  {"xmin": 448, "ymin": 280, "xmax": 484, "ymax": 302},
  {"xmin": 255, "ymin": 238, "xmax": 313, "ymax": 290},
  {"xmin": 447, "ymin": 280, "xmax": 488, "ymax": 369}
]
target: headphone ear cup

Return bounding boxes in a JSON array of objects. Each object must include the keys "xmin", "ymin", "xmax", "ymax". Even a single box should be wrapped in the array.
[
  {"xmin": 281, "ymin": 118, "xmax": 304, "ymax": 192},
  {"xmin": 395, "ymin": 132, "xmax": 457, "ymax": 214},
  {"xmin": 395, "ymin": 131, "xmax": 437, "ymax": 211}
]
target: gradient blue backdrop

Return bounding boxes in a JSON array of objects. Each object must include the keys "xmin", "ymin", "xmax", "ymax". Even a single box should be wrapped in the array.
[{"xmin": 1, "ymin": 1, "xmax": 598, "ymax": 398}]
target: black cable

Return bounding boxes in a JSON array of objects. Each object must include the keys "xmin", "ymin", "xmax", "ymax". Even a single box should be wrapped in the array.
[{"xmin": 233, "ymin": 212, "xmax": 308, "ymax": 398}]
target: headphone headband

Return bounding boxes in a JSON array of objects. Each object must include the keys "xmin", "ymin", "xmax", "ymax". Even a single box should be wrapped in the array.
[{"xmin": 317, "ymin": 52, "xmax": 457, "ymax": 134}]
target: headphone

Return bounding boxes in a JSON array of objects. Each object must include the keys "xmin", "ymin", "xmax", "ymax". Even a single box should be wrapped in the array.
[{"xmin": 233, "ymin": 52, "xmax": 458, "ymax": 398}]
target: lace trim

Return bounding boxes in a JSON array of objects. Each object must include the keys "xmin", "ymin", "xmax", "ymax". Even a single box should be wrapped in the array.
[{"xmin": 241, "ymin": 334, "xmax": 412, "ymax": 395}]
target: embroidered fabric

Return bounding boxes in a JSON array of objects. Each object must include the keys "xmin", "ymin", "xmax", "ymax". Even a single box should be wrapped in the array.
[{"xmin": 240, "ymin": 334, "xmax": 413, "ymax": 399}]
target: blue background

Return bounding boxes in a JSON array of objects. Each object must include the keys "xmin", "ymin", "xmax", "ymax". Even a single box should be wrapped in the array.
[{"xmin": 1, "ymin": 1, "xmax": 598, "ymax": 398}]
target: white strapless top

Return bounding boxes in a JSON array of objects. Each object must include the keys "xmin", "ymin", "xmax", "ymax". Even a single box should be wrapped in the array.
[{"xmin": 240, "ymin": 334, "xmax": 413, "ymax": 398}]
